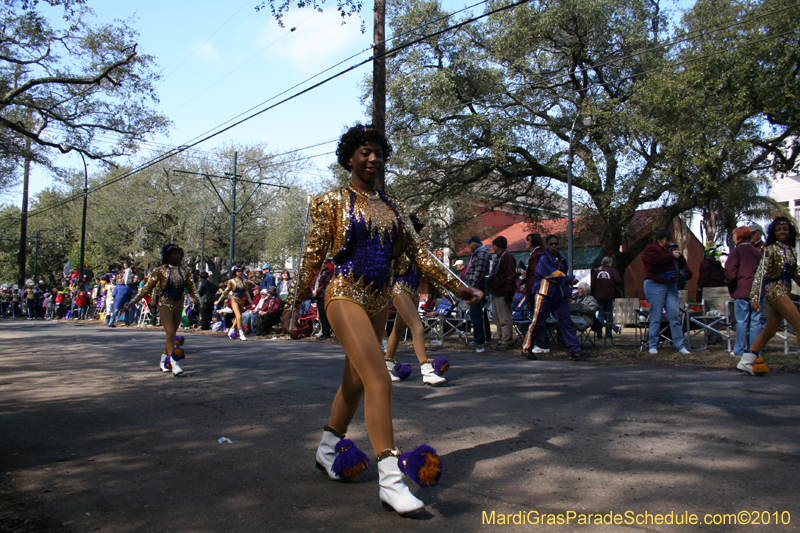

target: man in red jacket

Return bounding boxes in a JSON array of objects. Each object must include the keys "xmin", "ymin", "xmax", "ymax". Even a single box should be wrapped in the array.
[{"xmin": 489, "ymin": 236, "xmax": 517, "ymax": 349}]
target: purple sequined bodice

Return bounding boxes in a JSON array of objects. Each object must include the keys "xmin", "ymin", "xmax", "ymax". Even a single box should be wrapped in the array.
[
  {"xmin": 334, "ymin": 209, "xmax": 397, "ymax": 294},
  {"xmin": 394, "ymin": 262, "xmax": 420, "ymax": 291}
]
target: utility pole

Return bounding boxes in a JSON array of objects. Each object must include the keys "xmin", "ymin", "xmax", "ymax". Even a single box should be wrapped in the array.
[
  {"xmin": 18, "ymin": 137, "xmax": 31, "ymax": 286},
  {"xmin": 229, "ymin": 152, "xmax": 237, "ymax": 273},
  {"xmin": 78, "ymin": 153, "xmax": 89, "ymax": 289},
  {"xmin": 33, "ymin": 233, "xmax": 40, "ymax": 283},
  {"xmin": 373, "ymin": 0, "xmax": 386, "ymax": 192},
  {"xmin": 173, "ymin": 151, "xmax": 289, "ymax": 275}
]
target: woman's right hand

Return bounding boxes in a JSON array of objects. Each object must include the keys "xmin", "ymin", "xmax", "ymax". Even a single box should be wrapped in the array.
[{"xmin": 751, "ymin": 300, "xmax": 761, "ymax": 312}]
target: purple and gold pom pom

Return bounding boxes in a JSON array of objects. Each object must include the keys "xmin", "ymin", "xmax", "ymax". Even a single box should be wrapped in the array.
[
  {"xmin": 399, "ymin": 444, "xmax": 442, "ymax": 487},
  {"xmin": 394, "ymin": 362, "xmax": 412, "ymax": 380},
  {"xmin": 433, "ymin": 357, "xmax": 449, "ymax": 376},
  {"xmin": 164, "ymin": 355, "xmax": 172, "ymax": 369},
  {"xmin": 332, "ymin": 439, "xmax": 370, "ymax": 480},
  {"xmin": 171, "ymin": 346, "xmax": 185, "ymax": 360},
  {"xmin": 174, "ymin": 335, "xmax": 185, "ymax": 347}
]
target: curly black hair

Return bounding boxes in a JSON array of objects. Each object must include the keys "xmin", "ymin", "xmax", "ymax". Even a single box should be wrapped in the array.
[
  {"xmin": 160, "ymin": 244, "xmax": 184, "ymax": 264},
  {"xmin": 335, "ymin": 124, "xmax": 393, "ymax": 172},
  {"xmin": 765, "ymin": 216, "xmax": 798, "ymax": 248}
]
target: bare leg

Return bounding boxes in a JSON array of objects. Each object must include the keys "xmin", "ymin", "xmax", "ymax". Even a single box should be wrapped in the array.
[
  {"xmin": 385, "ymin": 309, "xmax": 406, "ymax": 362},
  {"xmin": 231, "ymin": 301, "xmax": 243, "ymax": 330},
  {"xmin": 751, "ymin": 296, "xmax": 800, "ymax": 353},
  {"xmin": 390, "ymin": 294, "xmax": 428, "ymax": 365},
  {"xmin": 326, "ymin": 300, "xmax": 393, "ymax": 453},
  {"xmin": 159, "ymin": 306, "xmax": 183, "ymax": 355}
]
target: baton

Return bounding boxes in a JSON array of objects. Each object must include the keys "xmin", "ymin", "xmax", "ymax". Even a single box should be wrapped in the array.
[{"xmin": 289, "ymin": 194, "xmax": 313, "ymax": 328}]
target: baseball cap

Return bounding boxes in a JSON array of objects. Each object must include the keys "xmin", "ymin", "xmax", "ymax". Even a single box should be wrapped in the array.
[{"xmin": 465, "ymin": 236, "xmax": 483, "ymax": 245}]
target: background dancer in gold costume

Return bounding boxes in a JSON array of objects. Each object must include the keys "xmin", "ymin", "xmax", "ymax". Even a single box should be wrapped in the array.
[
  {"xmin": 125, "ymin": 245, "xmax": 203, "ymax": 376},
  {"xmin": 217, "ymin": 266, "xmax": 253, "ymax": 341},
  {"xmin": 384, "ymin": 215, "xmax": 449, "ymax": 386},
  {"xmin": 739, "ymin": 217, "xmax": 800, "ymax": 376}
]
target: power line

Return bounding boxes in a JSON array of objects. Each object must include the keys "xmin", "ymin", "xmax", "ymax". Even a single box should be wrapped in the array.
[
  {"xmin": 167, "ymin": 13, "xmax": 316, "ymax": 117},
  {"xmin": 160, "ymin": 0, "xmax": 254, "ymax": 82},
  {"xmin": 12, "ymin": 0, "xmax": 531, "ymax": 225}
]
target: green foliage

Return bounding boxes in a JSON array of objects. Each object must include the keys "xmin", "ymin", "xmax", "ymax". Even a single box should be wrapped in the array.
[
  {"xmin": 255, "ymin": 0, "xmax": 366, "ymax": 31},
  {"xmin": 0, "ymin": 143, "xmax": 315, "ymax": 284},
  {"xmin": 0, "ymin": 0, "xmax": 169, "ymax": 196},
  {"xmin": 382, "ymin": 0, "xmax": 799, "ymax": 276}
]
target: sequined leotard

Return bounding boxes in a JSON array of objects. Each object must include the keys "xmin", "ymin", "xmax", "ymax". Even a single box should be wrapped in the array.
[
  {"xmin": 219, "ymin": 277, "xmax": 252, "ymax": 306},
  {"xmin": 131, "ymin": 264, "xmax": 200, "ymax": 313},
  {"xmin": 391, "ymin": 253, "xmax": 421, "ymax": 303},
  {"xmin": 286, "ymin": 186, "xmax": 463, "ymax": 318},
  {"xmin": 751, "ymin": 243, "xmax": 800, "ymax": 304}
]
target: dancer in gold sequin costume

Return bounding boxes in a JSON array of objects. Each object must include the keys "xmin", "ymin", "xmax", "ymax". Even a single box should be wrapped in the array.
[
  {"xmin": 282, "ymin": 125, "xmax": 482, "ymax": 515},
  {"xmin": 738, "ymin": 217, "xmax": 800, "ymax": 376},
  {"xmin": 384, "ymin": 216, "xmax": 449, "ymax": 386},
  {"xmin": 125, "ymin": 245, "xmax": 203, "ymax": 376},
  {"xmin": 216, "ymin": 266, "xmax": 253, "ymax": 341}
]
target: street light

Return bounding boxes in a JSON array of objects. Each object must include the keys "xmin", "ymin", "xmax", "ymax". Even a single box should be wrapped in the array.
[
  {"xmin": 200, "ymin": 205, "xmax": 221, "ymax": 273},
  {"xmin": 566, "ymin": 114, "xmax": 593, "ymax": 278},
  {"xmin": 78, "ymin": 152, "xmax": 88, "ymax": 290}
]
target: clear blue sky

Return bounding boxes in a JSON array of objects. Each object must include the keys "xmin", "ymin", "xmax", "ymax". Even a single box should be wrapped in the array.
[{"xmin": 17, "ymin": 0, "xmax": 472, "ymax": 198}]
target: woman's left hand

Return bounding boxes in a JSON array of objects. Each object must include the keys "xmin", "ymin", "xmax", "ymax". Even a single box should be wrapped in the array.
[{"xmin": 459, "ymin": 286, "xmax": 483, "ymax": 305}]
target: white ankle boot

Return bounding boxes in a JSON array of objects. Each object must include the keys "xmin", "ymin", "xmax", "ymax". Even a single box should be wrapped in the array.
[
  {"xmin": 170, "ymin": 357, "xmax": 183, "ymax": 376},
  {"xmin": 385, "ymin": 359, "xmax": 400, "ymax": 382},
  {"xmin": 737, "ymin": 350, "xmax": 769, "ymax": 376},
  {"xmin": 228, "ymin": 326, "xmax": 237, "ymax": 339},
  {"xmin": 239, "ymin": 329, "xmax": 247, "ymax": 341},
  {"xmin": 378, "ymin": 454, "xmax": 424, "ymax": 514},
  {"xmin": 421, "ymin": 362, "xmax": 445, "ymax": 386},
  {"xmin": 315, "ymin": 429, "xmax": 343, "ymax": 480},
  {"xmin": 159, "ymin": 353, "xmax": 170, "ymax": 372}
]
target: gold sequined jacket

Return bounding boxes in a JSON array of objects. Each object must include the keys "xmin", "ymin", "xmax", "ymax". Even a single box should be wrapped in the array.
[
  {"xmin": 131, "ymin": 264, "xmax": 200, "ymax": 313},
  {"xmin": 285, "ymin": 186, "xmax": 463, "ymax": 318},
  {"xmin": 751, "ymin": 243, "xmax": 800, "ymax": 304}
]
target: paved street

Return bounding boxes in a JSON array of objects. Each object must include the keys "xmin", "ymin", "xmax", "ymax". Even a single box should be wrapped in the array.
[{"xmin": 1, "ymin": 320, "xmax": 799, "ymax": 532}]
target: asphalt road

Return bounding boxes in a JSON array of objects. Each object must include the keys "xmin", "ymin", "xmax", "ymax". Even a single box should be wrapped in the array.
[{"xmin": 1, "ymin": 320, "xmax": 798, "ymax": 533}]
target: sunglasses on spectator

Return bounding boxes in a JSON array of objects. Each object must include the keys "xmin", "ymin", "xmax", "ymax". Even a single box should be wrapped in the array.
[{"xmin": 547, "ymin": 242, "xmax": 559, "ymax": 246}]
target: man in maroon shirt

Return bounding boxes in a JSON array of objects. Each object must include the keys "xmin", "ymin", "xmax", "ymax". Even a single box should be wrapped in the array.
[
  {"xmin": 489, "ymin": 236, "xmax": 517, "ymax": 349},
  {"xmin": 591, "ymin": 256, "xmax": 623, "ymax": 339},
  {"xmin": 725, "ymin": 226, "xmax": 764, "ymax": 356}
]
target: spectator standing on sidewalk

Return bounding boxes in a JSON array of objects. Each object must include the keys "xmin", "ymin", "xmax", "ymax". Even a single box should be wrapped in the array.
[
  {"xmin": 523, "ymin": 233, "xmax": 549, "ymax": 353},
  {"xmin": 489, "ymin": 236, "xmax": 517, "ymax": 350},
  {"xmin": 196, "ymin": 271, "xmax": 217, "ymax": 330},
  {"xmin": 591, "ymin": 256, "xmax": 623, "ymax": 339},
  {"xmin": 463, "ymin": 236, "xmax": 490, "ymax": 352},
  {"xmin": 641, "ymin": 229, "xmax": 692, "ymax": 356},
  {"xmin": 260, "ymin": 265, "xmax": 275, "ymax": 292},
  {"xmin": 725, "ymin": 226, "xmax": 763, "ymax": 357}
]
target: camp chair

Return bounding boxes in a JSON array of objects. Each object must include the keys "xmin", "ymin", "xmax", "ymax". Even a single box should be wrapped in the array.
[{"xmin": 685, "ymin": 287, "xmax": 732, "ymax": 351}]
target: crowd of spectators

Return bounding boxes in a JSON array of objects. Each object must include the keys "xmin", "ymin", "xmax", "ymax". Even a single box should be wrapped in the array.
[{"xmin": 1, "ymin": 222, "xmax": 779, "ymax": 360}]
